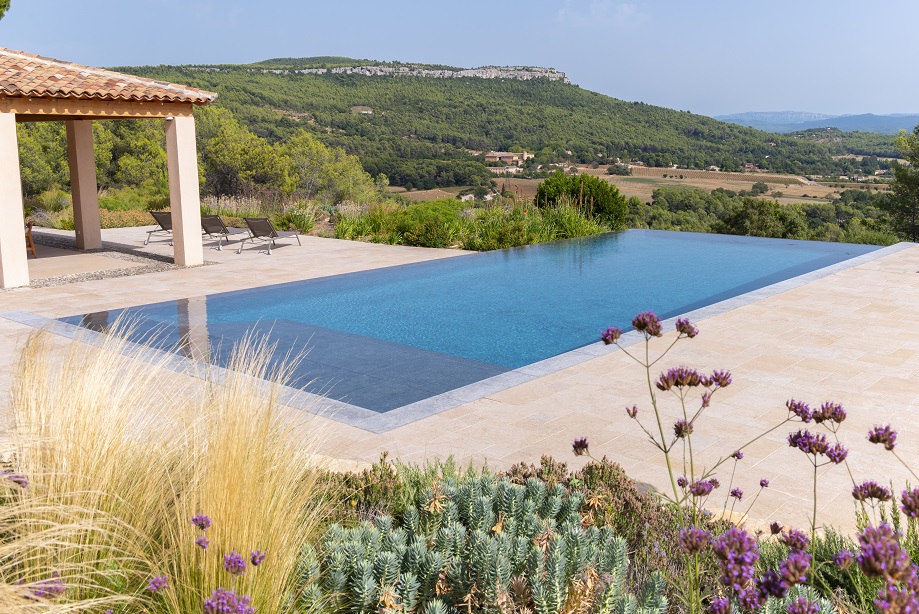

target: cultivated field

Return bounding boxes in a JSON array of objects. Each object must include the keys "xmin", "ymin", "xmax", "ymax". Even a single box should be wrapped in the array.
[
  {"xmin": 390, "ymin": 164, "xmax": 890, "ymax": 207},
  {"xmin": 496, "ymin": 167, "xmax": 842, "ymax": 205}
]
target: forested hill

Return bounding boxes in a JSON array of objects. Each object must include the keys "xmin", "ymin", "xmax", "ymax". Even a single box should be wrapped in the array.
[{"xmin": 121, "ymin": 58, "xmax": 859, "ymax": 188}]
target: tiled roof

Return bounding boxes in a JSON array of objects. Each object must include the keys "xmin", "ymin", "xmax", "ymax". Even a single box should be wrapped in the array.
[{"xmin": 0, "ymin": 48, "xmax": 216, "ymax": 105}]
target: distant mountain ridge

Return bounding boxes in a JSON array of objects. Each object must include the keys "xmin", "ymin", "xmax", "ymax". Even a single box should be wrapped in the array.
[{"xmin": 715, "ymin": 111, "xmax": 919, "ymax": 134}]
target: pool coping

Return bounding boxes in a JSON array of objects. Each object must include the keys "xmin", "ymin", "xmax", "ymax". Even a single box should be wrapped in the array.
[{"xmin": 1, "ymin": 241, "xmax": 912, "ymax": 434}]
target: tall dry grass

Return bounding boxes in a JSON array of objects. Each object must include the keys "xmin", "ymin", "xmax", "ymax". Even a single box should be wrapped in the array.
[{"xmin": 2, "ymin": 325, "xmax": 327, "ymax": 612}]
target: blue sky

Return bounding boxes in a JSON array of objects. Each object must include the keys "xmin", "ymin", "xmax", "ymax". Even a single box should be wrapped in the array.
[{"xmin": 1, "ymin": 0, "xmax": 914, "ymax": 117}]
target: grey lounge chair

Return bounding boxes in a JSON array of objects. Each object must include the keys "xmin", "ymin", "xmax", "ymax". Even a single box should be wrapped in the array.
[
  {"xmin": 236, "ymin": 217, "xmax": 301, "ymax": 254},
  {"xmin": 201, "ymin": 215, "xmax": 249, "ymax": 250},
  {"xmin": 144, "ymin": 210, "xmax": 173, "ymax": 246}
]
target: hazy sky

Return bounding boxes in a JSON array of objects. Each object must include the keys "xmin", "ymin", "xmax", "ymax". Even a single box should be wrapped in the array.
[{"xmin": 1, "ymin": 0, "xmax": 914, "ymax": 117}]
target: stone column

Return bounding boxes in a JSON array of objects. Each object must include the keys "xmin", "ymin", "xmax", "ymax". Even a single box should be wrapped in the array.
[
  {"xmin": 165, "ymin": 115, "xmax": 203, "ymax": 267},
  {"xmin": 65, "ymin": 119, "xmax": 102, "ymax": 249},
  {"xmin": 0, "ymin": 112, "xmax": 29, "ymax": 289}
]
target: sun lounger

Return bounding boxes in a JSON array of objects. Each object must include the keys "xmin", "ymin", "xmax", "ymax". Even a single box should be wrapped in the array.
[
  {"xmin": 144, "ymin": 210, "xmax": 173, "ymax": 246},
  {"xmin": 201, "ymin": 215, "xmax": 249, "ymax": 250},
  {"xmin": 236, "ymin": 217, "xmax": 301, "ymax": 255}
]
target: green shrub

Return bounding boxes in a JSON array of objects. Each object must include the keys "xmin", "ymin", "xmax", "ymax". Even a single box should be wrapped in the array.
[
  {"xmin": 396, "ymin": 200, "xmax": 467, "ymax": 248},
  {"xmin": 536, "ymin": 172, "xmax": 627, "ymax": 229},
  {"xmin": 36, "ymin": 187, "xmax": 72, "ymax": 212},
  {"xmin": 275, "ymin": 202, "xmax": 318, "ymax": 233}
]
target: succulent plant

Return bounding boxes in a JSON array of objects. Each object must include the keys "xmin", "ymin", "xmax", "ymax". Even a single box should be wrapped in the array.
[{"xmin": 310, "ymin": 475, "xmax": 667, "ymax": 613}]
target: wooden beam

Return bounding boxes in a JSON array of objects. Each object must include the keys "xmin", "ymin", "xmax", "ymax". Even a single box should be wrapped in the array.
[{"xmin": 0, "ymin": 97, "xmax": 196, "ymax": 119}]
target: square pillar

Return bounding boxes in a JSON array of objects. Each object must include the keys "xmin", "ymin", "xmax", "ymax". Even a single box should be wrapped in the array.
[
  {"xmin": 0, "ymin": 112, "xmax": 29, "ymax": 289},
  {"xmin": 65, "ymin": 120, "xmax": 102, "ymax": 249},
  {"xmin": 165, "ymin": 115, "xmax": 203, "ymax": 267}
]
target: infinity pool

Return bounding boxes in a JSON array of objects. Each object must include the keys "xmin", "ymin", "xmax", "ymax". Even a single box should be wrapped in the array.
[{"xmin": 62, "ymin": 230, "xmax": 880, "ymax": 413}]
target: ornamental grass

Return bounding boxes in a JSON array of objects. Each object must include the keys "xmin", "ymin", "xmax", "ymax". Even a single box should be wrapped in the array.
[{"xmin": 1, "ymin": 325, "xmax": 328, "ymax": 612}]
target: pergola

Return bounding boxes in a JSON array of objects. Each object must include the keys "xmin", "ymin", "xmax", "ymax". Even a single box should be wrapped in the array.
[{"xmin": 0, "ymin": 47, "xmax": 217, "ymax": 289}]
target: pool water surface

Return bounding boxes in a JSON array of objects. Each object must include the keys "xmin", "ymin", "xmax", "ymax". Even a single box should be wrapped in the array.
[{"xmin": 61, "ymin": 230, "xmax": 881, "ymax": 413}]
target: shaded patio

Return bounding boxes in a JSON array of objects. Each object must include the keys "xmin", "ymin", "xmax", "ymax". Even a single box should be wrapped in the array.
[
  {"xmin": 0, "ymin": 47, "xmax": 216, "ymax": 288},
  {"xmin": 27, "ymin": 244, "xmax": 146, "ymax": 281}
]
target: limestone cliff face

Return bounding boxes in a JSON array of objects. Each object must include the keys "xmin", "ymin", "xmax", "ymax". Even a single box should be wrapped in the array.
[{"xmin": 213, "ymin": 64, "xmax": 570, "ymax": 84}]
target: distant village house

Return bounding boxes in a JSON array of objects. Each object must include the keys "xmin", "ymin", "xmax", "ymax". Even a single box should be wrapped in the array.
[{"xmin": 484, "ymin": 151, "xmax": 534, "ymax": 166}]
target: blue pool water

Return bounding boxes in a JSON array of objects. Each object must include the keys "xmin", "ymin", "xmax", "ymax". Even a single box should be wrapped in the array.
[{"xmin": 63, "ymin": 230, "xmax": 880, "ymax": 412}]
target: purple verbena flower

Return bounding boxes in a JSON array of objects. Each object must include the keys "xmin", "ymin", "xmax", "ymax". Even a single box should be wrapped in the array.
[
  {"xmin": 191, "ymin": 514, "xmax": 212, "ymax": 531},
  {"xmin": 738, "ymin": 587, "xmax": 765, "ymax": 611},
  {"xmin": 826, "ymin": 443, "xmax": 848, "ymax": 464},
  {"xmin": 707, "ymin": 597, "xmax": 731, "ymax": 614},
  {"xmin": 572, "ymin": 437, "xmax": 589, "ymax": 457},
  {"xmin": 780, "ymin": 550, "xmax": 811, "ymax": 585},
  {"xmin": 249, "ymin": 550, "xmax": 266, "ymax": 566},
  {"xmin": 626, "ymin": 405, "xmax": 638, "ymax": 419},
  {"xmin": 203, "ymin": 587, "xmax": 254, "ymax": 614},
  {"xmin": 146, "ymin": 575, "xmax": 168, "ymax": 594},
  {"xmin": 760, "ymin": 478, "xmax": 770, "ymax": 488},
  {"xmin": 731, "ymin": 450, "xmax": 744, "ymax": 460},
  {"xmin": 835, "ymin": 550, "xmax": 855, "ymax": 569},
  {"xmin": 786, "ymin": 399, "xmax": 812, "ymax": 423},
  {"xmin": 757, "ymin": 570, "xmax": 787, "ymax": 598},
  {"xmin": 677, "ymin": 476, "xmax": 688, "ymax": 488},
  {"xmin": 901, "ymin": 487, "xmax": 919, "ymax": 519},
  {"xmin": 787, "ymin": 430, "xmax": 846, "ymax": 462},
  {"xmin": 678, "ymin": 527, "xmax": 711, "ymax": 555},
  {"xmin": 689, "ymin": 479, "xmax": 718, "ymax": 498},
  {"xmin": 857, "ymin": 523, "xmax": 913, "ymax": 584},
  {"xmin": 876, "ymin": 583, "xmax": 919, "ymax": 613},
  {"xmin": 868, "ymin": 425, "xmax": 898, "ymax": 451},
  {"xmin": 675, "ymin": 318, "xmax": 699, "ymax": 338},
  {"xmin": 786, "ymin": 597, "xmax": 820, "ymax": 614},
  {"xmin": 730, "ymin": 487, "xmax": 743, "ymax": 501},
  {"xmin": 30, "ymin": 572, "xmax": 65, "ymax": 599},
  {"xmin": 770, "ymin": 521, "xmax": 783, "ymax": 535},
  {"xmin": 709, "ymin": 370, "xmax": 733, "ymax": 388},
  {"xmin": 632, "ymin": 311, "xmax": 662, "ymax": 337},
  {"xmin": 601, "ymin": 326, "xmax": 622, "ymax": 345},
  {"xmin": 853, "ymin": 481, "xmax": 893, "ymax": 502},
  {"xmin": 779, "ymin": 529, "xmax": 810, "ymax": 552},
  {"xmin": 1, "ymin": 469, "xmax": 29, "ymax": 488},
  {"xmin": 712, "ymin": 526, "xmax": 759, "ymax": 592},
  {"xmin": 674, "ymin": 419, "xmax": 694, "ymax": 438},
  {"xmin": 223, "ymin": 551, "xmax": 247, "ymax": 576},
  {"xmin": 657, "ymin": 366, "xmax": 703, "ymax": 391},
  {"xmin": 196, "ymin": 536, "xmax": 209, "ymax": 550},
  {"xmin": 701, "ymin": 391, "xmax": 712, "ymax": 408},
  {"xmin": 813, "ymin": 401, "xmax": 846, "ymax": 425}
]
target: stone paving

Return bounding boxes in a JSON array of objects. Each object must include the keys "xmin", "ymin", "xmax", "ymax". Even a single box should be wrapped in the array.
[{"xmin": 2, "ymin": 226, "xmax": 918, "ymax": 533}]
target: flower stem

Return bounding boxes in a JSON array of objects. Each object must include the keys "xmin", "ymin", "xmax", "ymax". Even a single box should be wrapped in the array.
[{"xmin": 644, "ymin": 339, "xmax": 679, "ymax": 502}]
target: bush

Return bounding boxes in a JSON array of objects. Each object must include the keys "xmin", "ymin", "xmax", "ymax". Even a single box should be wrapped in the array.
[{"xmin": 535, "ymin": 171, "xmax": 627, "ymax": 229}]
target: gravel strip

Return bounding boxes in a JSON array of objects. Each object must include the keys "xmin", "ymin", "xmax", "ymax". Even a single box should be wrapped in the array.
[{"xmin": 0, "ymin": 232, "xmax": 213, "ymax": 291}]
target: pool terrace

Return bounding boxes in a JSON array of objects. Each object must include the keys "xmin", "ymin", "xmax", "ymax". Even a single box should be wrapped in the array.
[{"xmin": 2, "ymin": 226, "xmax": 919, "ymax": 532}]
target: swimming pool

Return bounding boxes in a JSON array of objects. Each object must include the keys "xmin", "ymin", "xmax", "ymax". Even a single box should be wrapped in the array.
[{"xmin": 61, "ymin": 230, "xmax": 881, "ymax": 414}]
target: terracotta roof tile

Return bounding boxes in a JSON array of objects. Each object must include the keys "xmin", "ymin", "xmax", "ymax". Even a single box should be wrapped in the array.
[{"xmin": 0, "ymin": 48, "xmax": 216, "ymax": 105}]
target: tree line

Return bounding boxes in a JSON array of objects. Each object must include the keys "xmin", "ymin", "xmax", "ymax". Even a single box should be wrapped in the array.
[{"xmin": 16, "ymin": 106, "xmax": 384, "ymax": 205}]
